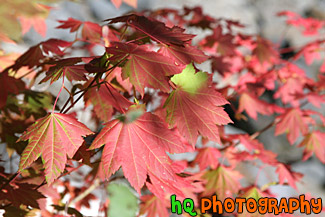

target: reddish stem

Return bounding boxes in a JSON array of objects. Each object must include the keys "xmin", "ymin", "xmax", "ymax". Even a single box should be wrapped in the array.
[{"xmin": 52, "ymin": 74, "xmax": 65, "ymax": 113}]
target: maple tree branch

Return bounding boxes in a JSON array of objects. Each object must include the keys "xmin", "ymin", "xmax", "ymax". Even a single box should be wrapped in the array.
[
  {"xmin": 119, "ymin": 25, "xmax": 129, "ymax": 41},
  {"xmin": 61, "ymin": 58, "xmax": 127, "ymax": 114},
  {"xmin": 74, "ymin": 81, "xmax": 107, "ymax": 95},
  {"xmin": 68, "ymin": 178, "xmax": 101, "ymax": 207},
  {"xmin": 250, "ymin": 119, "xmax": 279, "ymax": 140},
  {"xmin": 60, "ymin": 75, "xmax": 104, "ymax": 114},
  {"xmin": 16, "ymin": 67, "xmax": 37, "ymax": 79},
  {"xmin": 248, "ymin": 100, "xmax": 310, "ymax": 142}
]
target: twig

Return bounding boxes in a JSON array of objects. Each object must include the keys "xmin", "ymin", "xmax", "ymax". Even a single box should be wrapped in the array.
[
  {"xmin": 250, "ymin": 119, "xmax": 279, "ymax": 140},
  {"xmin": 60, "ymin": 58, "xmax": 127, "ymax": 114},
  {"xmin": 68, "ymin": 178, "xmax": 101, "ymax": 207}
]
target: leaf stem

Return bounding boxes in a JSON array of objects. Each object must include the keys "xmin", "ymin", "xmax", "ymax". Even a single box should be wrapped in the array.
[
  {"xmin": 250, "ymin": 119, "xmax": 279, "ymax": 140},
  {"xmin": 125, "ymin": 35, "xmax": 149, "ymax": 44},
  {"xmin": 52, "ymin": 73, "xmax": 65, "ymax": 113},
  {"xmin": 0, "ymin": 172, "xmax": 20, "ymax": 189}
]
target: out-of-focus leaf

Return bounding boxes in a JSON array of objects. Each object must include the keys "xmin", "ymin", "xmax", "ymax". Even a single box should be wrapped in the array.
[{"xmin": 107, "ymin": 182, "xmax": 138, "ymax": 217}]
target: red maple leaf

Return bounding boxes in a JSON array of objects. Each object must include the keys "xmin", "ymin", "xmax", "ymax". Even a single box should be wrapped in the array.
[
  {"xmin": 202, "ymin": 166, "xmax": 242, "ymax": 200},
  {"xmin": 276, "ymin": 163, "xmax": 302, "ymax": 189},
  {"xmin": 13, "ymin": 44, "xmax": 44, "ymax": 70},
  {"xmin": 194, "ymin": 147, "xmax": 221, "ymax": 170},
  {"xmin": 202, "ymin": 26, "xmax": 237, "ymax": 56},
  {"xmin": 238, "ymin": 93, "xmax": 274, "ymax": 120},
  {"xmin": 158, "ymin": 44, "xmax": 208, "ymax": 66},
  {"xmin": 278, "ymin": 11, "xmax": 324, "ymax": 36},
  {"xmin": 0, "ymin": 71, "xmax": 25, "ymax": 108},
  {"xmin": 275, "ymin": 77, "xmax": 305, "ymax": 106},
  {"xmin": 84, "ymin": 81, "xmax": 133, "ymax": 122},
  {"xmin": 19, "ymin": 16, "xmax": 47, "ymax": 37},
  {"xmin": 146, "ymin": 171, "xmax": 189, "ymax": 199},
  {"xmin": 299, "ymin": 131, "xmax": 325, "ymax": 163},
  {"xmin": 210, "ymin": 56, "xmax": 235, "ymax": 76},
  {"xmin": 61, "ymin": 65, "xmax": 88, "ymax": 81},
  {"xmin": 42, "ymin": 39, "xmax": 73, "ymax": 56},
  {"xmin": 107, "ymin": 14, "xmax": 195, "ymax": 46},
  {"xmin": 57, "ymin": 19, "xmax": 102, "ymax": 42},
  {"xmin": 164, "ymin": 64, "xmax": 232, "ymax": 145},
  {"xmin": 295, "ymin": 41, "xmax": 323, "ymax": 65},
  {"xmin": 81, "ymin": 22, "xmax": 102, "ymax": 42},
  {"xmin": 274, "ymin": 63, "xmax": 313, "ymax": 107},
  {"xmin": 275, "ymin": 108, "xmax": 309, "ymax": 144},
  {"xmin": 13, "ymin": 39, "xmax": 72, "ymax": 70},
  {"xmin": 225, "ymin": 147, "xmax": 256, "ymax": 166},
  {"xmin": 253, "ymin": 37, "xmax": 278, "ymax": 64},
  {"xmin": 18, "ymin": 113, "xmax": 93, "ymax": 183},
  {"xmin": 139, "ymin": 195, "xmax": 169, "ymax": 217},
  {"xmin": 238, "ymin": 134, "xmax": 264, "ymax": 152},
  {"xmin": 226, "ymin": 135, "xmax": 278, "ymax": 166},
  {"xmin": 56, "ymin": 18, "xmax": 82, "ymax": 33},
  {"xmin": 89, "ymin": 106, "xmax": 188, "ymax": 193},
  {"xmin": 43, "ymin": 64, "xmax": 89, "ymax": 84},
  {"xmin": 106, "ymin": 42, "xmax": 183, "ymax": 96},
  {"xmin": 146, "ymin": 170, "xmax": 203, "ymax": 205},
  {"xmin": 40, "ymin": 57, "xmax": 86, "ymax": 83},
  {"xmin": 184, "ymin": 6, "xmax": 216, "ymax": 29}
]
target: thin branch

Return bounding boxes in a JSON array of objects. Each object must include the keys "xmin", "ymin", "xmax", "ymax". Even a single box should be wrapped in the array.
[
  {"xmin": 68, "ymin": 178, "xmax": 101, "ymax": 207},
  {"xmin": 250, "ymin": 119, "xmax": 279, "ymax": 140},
  {"xmin": 17, "ymin": 67, "xmax": 37, "ymax": 79},
  {"xmin": 60, "ymin": 58, "xmax": 127, "ymax": 114},
  {"xmin": 74, "ymin": 81, "xmax": 106, "ymax": 95}
]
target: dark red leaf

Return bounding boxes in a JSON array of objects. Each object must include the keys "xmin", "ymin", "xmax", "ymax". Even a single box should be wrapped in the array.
[
  {"xmin": 0, "ymin": 72, "xmax": 25, "ymax": 108},
  {"xmin": 0, "ymin": 182, "xmax": 45, "ymax": 208},
  {"xmin": 106, "ymin": 42, "xmax": 183, "ymax": 96},
  {"xmin": 107, "ymin": 14, "xmax": 195, "ymax": 46},
  {"xmin": 158, "ymin": 44, "xmax": 208, "ymax": 65}
]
